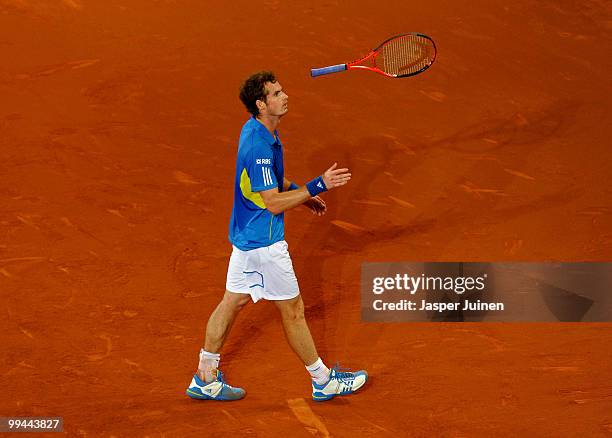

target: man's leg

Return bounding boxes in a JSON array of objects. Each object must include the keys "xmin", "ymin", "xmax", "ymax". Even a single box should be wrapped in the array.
[
  {"xmin": 198, "ymin": 290, "xmax": 250, "ymax": 382},
  {"xmin": 204, "ymin": 290, "xmax": 251, "ymax": 352},
  {"xmin": 186, "ymin": 290, "xmax": 250, "ymax": 401},
  {"xmin": 275, "ymin": 294, "xmax": 368, "ymax": 401},
  {"xmin": 274, "ymin": 295, "xmax": 318, "ymax": 366}
]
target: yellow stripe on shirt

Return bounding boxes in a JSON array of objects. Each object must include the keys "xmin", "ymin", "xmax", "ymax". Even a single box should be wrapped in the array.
[{"xmin": 239, "ymin": 168, "xmax": 266, "ymax": 209}]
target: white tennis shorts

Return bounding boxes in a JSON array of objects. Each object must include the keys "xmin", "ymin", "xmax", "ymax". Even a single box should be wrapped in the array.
[{"xmin": 225, "ymin": 240, "xmax": 300, "ymax": 303}]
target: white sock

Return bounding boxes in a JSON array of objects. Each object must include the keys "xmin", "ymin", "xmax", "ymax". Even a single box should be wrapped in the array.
[
  {"xmin": 198, "ymin": 349, "xmax": 220, "ymax": 383},
  {"xmin": 306, "ymin": 357, "xmax": 330, "ymax": 385}
]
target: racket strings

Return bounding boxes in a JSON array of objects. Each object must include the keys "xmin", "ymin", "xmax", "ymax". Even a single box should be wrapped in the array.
[{"xmin": 379, "ymin": 35, "xmax": 434, "ymax": 77}]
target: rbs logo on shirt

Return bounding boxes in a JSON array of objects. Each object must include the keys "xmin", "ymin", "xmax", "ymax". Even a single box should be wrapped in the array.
[{"xmin": 256, "ymin": 158, "xmax": 271, "ymax": 165}]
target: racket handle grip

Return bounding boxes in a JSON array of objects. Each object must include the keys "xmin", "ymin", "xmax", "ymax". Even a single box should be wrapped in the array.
[{"xmin": 311, "ymin": 64, "xmax": 347, "ymax": 77}]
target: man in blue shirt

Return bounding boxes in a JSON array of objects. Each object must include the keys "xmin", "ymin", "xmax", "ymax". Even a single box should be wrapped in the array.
[{"xmin": 186, "ymin": 71, "xmax": 368, "ymax": 401}]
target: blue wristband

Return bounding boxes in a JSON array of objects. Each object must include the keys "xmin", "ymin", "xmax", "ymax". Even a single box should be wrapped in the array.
[
  {"xmin": 305, "ymin": 176, "xmax": 327, "ymax": 197},
  {"xmin": 288, "ymin": 182, "xmax": 299, "ymax": 191}
]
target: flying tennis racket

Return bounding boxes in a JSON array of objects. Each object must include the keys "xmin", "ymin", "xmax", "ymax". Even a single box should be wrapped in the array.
[{"xmin": 311, "ymin": 33, "xmax": 437, "ymax": 78}]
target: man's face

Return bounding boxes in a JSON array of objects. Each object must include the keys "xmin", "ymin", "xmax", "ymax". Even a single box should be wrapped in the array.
[{"xmin": 259, "ymin": 81, "xmax": 288, "ymax": 117}]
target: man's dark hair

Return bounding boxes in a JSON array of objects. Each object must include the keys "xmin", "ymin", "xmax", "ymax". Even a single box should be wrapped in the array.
[{"xmin": 239, "ymin": 71, "xmax": 277, "ymax": 116}]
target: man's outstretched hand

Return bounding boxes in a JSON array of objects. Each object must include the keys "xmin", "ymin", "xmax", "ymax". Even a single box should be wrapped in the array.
[{"xmin": 322, "ymin": 163, "xmax": 351, "ymax": 189}]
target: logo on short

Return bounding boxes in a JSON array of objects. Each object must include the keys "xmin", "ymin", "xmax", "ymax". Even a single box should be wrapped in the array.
[{"xmin": 256, "ymin": 158, "xmax": 271, "ymax": 165}]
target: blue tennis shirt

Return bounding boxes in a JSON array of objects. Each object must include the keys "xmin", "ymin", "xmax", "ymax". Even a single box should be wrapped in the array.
[{"xmin": 229, "ymin": 116, "xmax": 285, "ymax": 251}]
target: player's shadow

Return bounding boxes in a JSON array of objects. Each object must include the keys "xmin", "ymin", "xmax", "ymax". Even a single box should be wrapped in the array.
[{"xmin": 292, "ymin": 98, "xmax": 581, "ymax": 354}]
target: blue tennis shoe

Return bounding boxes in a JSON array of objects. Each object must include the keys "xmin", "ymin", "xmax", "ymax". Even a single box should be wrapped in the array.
[
  {"xmin": 312, "ymin": 365, "xmax": 368, "ymax": 401},
  {"xmin": 186, "ymin": 370, "xmax": 245, "ymax": 401}
]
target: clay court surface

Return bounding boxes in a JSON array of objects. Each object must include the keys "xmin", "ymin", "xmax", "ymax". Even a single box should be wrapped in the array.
[{"xmin": 1, "ymin": 0, "xmax": 612, "ymax": 436}]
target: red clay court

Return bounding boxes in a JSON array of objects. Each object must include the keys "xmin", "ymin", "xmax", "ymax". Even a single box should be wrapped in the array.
[{"xmin": 1, "ymin": 0, "xmax": 611, "ymax": 436}]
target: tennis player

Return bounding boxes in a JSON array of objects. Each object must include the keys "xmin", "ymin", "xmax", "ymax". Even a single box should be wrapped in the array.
[{"xmin": 186, "ymin": 71, "xmax": 367, "ymax": 401}]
